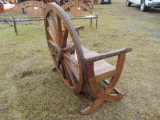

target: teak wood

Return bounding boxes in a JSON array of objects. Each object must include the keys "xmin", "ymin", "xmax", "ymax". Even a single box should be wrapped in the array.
[
  {"xmin": 44, "ymin": 3, "xmax": 132, "ymax": 115},
  {"xmin": 43, "ymin": 0, "xmax": 52, "ymax": 3},
  {"xmin": 80, "ymin": 0, "xmax": 94, "ymax": 8},
  {"xmin": 61, "ymin": 0, "xmax": 98, "ymax": 29},
  {"xmin": 0, "ymin": 1, "xmax": 4, "ymax": 13},
  {"xmin": 11, "ymin": 1, "xmax": 47, "ymax": 35}
]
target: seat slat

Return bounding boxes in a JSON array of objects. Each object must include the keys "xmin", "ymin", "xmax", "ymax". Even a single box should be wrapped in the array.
[
  {"xmin": 83, "ymin": 47, "xmax": 116, "ymax": 82},
  {"xmin": 94, "ymin": 60, "xmax": 116, "ymax": 82}
]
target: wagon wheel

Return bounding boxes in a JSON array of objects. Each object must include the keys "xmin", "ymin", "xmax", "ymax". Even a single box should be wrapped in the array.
[{"xmin": 44, "ymin": 3, "xmax": 86, "ymax": 93}]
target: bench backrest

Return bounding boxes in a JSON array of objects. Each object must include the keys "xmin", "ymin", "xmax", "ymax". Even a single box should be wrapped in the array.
[
  {"xmin": 11, "ymin": 1, "xmax": 47, "ymax": 18},
  {"xmin": 61, "ymin": 0, "xmax": 92, "ymax": 17}
]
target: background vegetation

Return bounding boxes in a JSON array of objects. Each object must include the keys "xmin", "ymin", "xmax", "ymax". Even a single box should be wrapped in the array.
[{"xmin": 0, "ymin": 0, "xmax": 160, "ymax": 119}]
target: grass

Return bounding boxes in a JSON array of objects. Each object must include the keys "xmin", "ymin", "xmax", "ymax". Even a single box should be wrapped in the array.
[{"xmin": 0, "ymin": 0, "xmax": 160, "ymax": 119}]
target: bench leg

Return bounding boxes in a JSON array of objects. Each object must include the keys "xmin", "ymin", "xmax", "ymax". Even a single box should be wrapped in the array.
[
  {"xmin": 83, "ymin": 59, "xmax": 125, "ymax": 114},
  {"xmin": 80, "ymin": 92, "xmax": 104, "ymax": 115},
  {"xmin": 51, "ymin": 66, "xmax": 57, "ymax": 72},
  {"xmin": 82, "ymin": 99, "xmax": 104, "ymax": 115},
  {"xmin": 96, "ymin": 18, "xmax": 97, "ymax": 29},
  {"xmin": 13, "ymin": 21, "xmax": 18, "ymax": 35},
  {"xmin": 90, "ymin": 18, "xmax": 98, "ymax": 29},
  {"xmin": 90, "ymin": 18, "xmax": 92, "ymax": 27},
  {"xmin": 87, "ymin": 54, "xmax": 125, "ymax": 100},
  {"xmin": 80, "ymin": 80, "xmax": 123, "ymax": 115}
]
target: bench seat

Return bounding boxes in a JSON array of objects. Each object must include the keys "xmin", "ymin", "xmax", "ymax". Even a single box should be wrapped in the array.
[{"xmin": 82, "ymin": 47, "xmax": 116, "ymax": 82}]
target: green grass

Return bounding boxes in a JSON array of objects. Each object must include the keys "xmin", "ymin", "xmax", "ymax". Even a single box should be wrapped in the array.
[{"xmin": 0, "ymin": 1, "xmax": 160, "ymax": 119}]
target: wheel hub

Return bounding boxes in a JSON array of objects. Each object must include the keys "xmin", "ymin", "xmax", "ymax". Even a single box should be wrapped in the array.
[{"xmin": 54, "ymin": 45, "xmax": 63, "ymax": 61}]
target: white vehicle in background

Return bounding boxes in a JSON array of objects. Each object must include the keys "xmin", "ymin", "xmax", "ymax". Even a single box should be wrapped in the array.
[{"xmin": 126, "ymin": 0, "xmax": 160, "ymax": 11}]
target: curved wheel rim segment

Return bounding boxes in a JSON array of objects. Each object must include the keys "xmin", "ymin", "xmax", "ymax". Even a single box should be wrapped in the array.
[{"xmin": 44, "ymin": 3, "xmax": 86, "ymax": 93}]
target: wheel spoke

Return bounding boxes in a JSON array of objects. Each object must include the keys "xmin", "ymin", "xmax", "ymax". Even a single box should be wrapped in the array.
[
  {"xmin": 47, "ymin": 16, "xmax": 57, "ymax": 42},
  {"xmin": 50, "ymin": 11, "xmax": 63, "ymax": 45},
  {"xmin": 62, "ymin": 61, "xmax": 73, "ymax": 86},
  {"xmin": 61, "ymin": 28, "xmax": 68, "ymax": 47},
  {"xmin": 49, "ymin": 11, "xmax": 59, "ymax": 43},
  {"xmin": 63, "ymin": 53, "xmax": 79, "ymax": 68},
  {"xmin": 57, "ymin": 15, "xmax": 63, "ymax": 45},
  {"xmin": 48, "ymin": 39, "xmax": 56, "ymax": 48},
  {"xmin": 63, "ymin": 59, "xmax": 77, "ymax": 86},
  {"xmin": 63, "ymin": 53, "xmax": 79, "ymax": 80},
  {"xmin": 62, "ymin": 45, "xmax": 73, "ymax": 52},
  {"xmin": 57, "ymin": 59, "xmax": 61, "ymax": 68},
  {"xmin": 61, "ymin": 62, "xmax": 67, "ymax": 79},
  {"xmin": 52, "ymin": 55, "xmax": 58, "ymax": 67}
]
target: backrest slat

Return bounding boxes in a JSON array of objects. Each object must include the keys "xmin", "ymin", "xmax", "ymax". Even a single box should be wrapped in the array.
[
  {"xmin": 11, "ymin": 1, "xmax": 47, "ymax": 14},
  {"xmin": 61, "ymin": 1, "xmax": 92, "ymax": 15}
]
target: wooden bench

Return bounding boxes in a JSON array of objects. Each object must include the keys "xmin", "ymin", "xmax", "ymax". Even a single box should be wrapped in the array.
[
  {"xmin": 61, "ymin": 0, "xmax": 98, "ymax": 29},
  {"xmin": 10, "ymin": 1, "xmax": 47, "ymax": 35},
  {"xmin": 44, "ymin": 3, "xmax": 132, "ymax": 114}
]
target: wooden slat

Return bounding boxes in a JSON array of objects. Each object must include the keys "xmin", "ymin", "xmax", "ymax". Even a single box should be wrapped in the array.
[
  {"xmin": 11, "ymin": 1, "xmax": 47, "ymax": 14},
  {"xmin": 57, "ymin": 15, "xmax": 63, "ymax": 46},
  {"xmin": 61, "ymin": 1, "xmax": 92, "ymax": 13},
  {"xmin": 94, "ymin": 60, "xmax": 116, "ymax": 82},
  {"xmin": 64, "ymin": 57, "xmax": 79, "ymax": 81},
  {"xmin": 47, "ymin": 27, "xmax": 56, "ymax": 43},
  {"xmin": 83, "ymin": 47, "xmax": 116, "ymax": 82},
  {"xmin": 103, "ymin": 79, "xmax": 122, "ymax": 94},
  {"xmin": 50, "ymin": 11, "xmax": 60, "ymax": 44},
  {"xmin": 64, "ymin": 59, "xmax": 77, "ymax": 86},
  {"xmin": 61, "ymin": 28, "xmax": 68, "ymax": 47},
  {"xmin": 62, "ymin": 46, "xmax": 73, "ymax": 52},
  {"xmin": 48, "ymin": 39, "xmax": 56, "ymax": 47},
  {"xmin": 63, "ymin": 53, "xmax": 79, "ymax": 68},
  {"xmin": 47, "ymin": 17, "xmax": 57, "ymax": 42}
]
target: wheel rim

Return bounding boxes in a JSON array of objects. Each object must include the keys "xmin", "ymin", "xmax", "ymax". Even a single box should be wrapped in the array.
[{"xmin": 44, "ymin": 3, "xmax": 86, "ymax": 93}]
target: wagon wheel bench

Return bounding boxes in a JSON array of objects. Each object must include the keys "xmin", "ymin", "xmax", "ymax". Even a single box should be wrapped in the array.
[{"xmin": 44, "ymin": 3, "xmax": 132, "ymax": 114}]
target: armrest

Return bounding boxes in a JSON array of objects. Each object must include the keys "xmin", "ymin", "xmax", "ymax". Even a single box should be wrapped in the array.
[
  {"xmin": 74, "ymin": 25, "xmax": 84, "ymax": 36},
  {"xmin": 74, "ymin": 25, "xmax": 84, "ymax": 30},
  {"xmin": 85, "ymin": 47, "xmax": 132, "ymax": 63}
]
